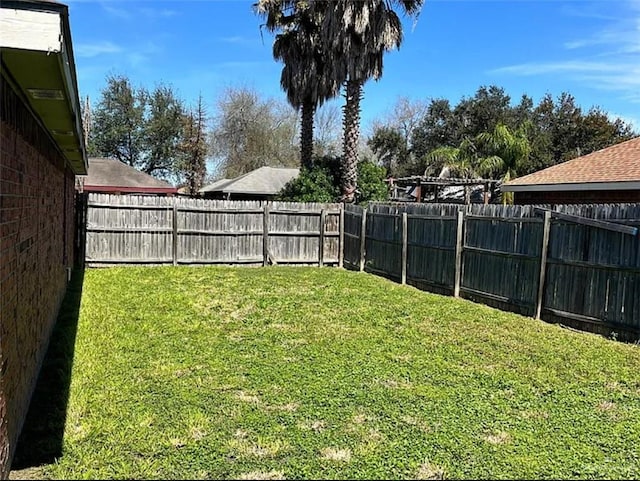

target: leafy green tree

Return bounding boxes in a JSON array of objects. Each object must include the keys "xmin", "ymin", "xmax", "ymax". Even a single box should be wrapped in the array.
[
  {"xmin": 367, "ymin": 126, "xmax": 409, "ymax": 176},
  {"xmin": 144, "ymin": 84, "xmax": 185, "ymax": 178},
  {"xmin": 92, "ymin": 74, "xmax": 147, "ymax": 168},
  {"xmin": 91, "ymin": 74, "xmax": 190, "ymax": 180},
  {"xmin": 357, "ymin": 160, "xmax": 388, "ymax": 202},
  {"xmin": 389, "ymin": 85, "xmax": 636, "ymax": 178},
  {"xmin": 411, "ymin": 98, "xmax": 458, "ymax": 174},
  {"xmin": 577, "ymin": 107, "xmax": 635, "ymax": 156},
  {"xmin": 278, "ymin": 155, "xmax": 388, "ymax": 203},
  {"xmin": 453, "ymin": 85, "xmax": 513, "ymax": 139}
]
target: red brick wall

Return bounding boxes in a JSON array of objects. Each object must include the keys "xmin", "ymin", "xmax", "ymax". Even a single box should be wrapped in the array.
[
  {"xmin": 515, "ymin": 189, "xmax": 640, "ymax": 204},
  {"xmin": 1, "ymin": 77, "xmax": 76, "ymax": 478}
]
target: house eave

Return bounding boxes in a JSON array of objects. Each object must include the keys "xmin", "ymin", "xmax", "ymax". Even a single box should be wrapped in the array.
[
  {"xmin": 502, "ymin": 181, "xmax": 640, "ymax": 193},
  {"xmin": 0, "ymin": 1, "xmax": 87, "ymax": 175}
]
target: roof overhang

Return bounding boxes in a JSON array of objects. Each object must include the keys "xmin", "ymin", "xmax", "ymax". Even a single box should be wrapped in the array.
[
  {"xmin": 0, "ymin": 0, "xmax": 87, "ymax": 174},
  {"xmin": 502, "ymin": 181, "xmax": 640, "ymax": 193}
]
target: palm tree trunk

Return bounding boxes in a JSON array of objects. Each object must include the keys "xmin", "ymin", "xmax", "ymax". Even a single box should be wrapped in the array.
[
  {"xmin": 300, "ymin": 98, "xmax": 315, "ymax": 170},
  {"xmin": 341, "ymin": 79, "xmax": 361, "ymax": 203}
]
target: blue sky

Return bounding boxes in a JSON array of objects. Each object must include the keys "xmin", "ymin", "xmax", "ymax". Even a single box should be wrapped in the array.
[{"xmin": 68, "ymin": 0, "xmax": 640, "ymax": 133}]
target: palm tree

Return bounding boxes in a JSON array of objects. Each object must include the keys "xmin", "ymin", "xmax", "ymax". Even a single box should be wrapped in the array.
[
  {"xmin": 256, "ymin": 1, "xmax": 340, "ymax": 169},
  {"xmin": 426, "ymin": 137, "xmax": 479, "ymax": 204},
  {"xmin": 316, "ymin": 0, "xmax": 423, "ymax": 202},
  {"xmin": 476, "ymin": 123, "xmax": 531, "ymax": 203},
  {"xmin": 426, "ymin": 137, "xmax": 479, "ymax": 179}
]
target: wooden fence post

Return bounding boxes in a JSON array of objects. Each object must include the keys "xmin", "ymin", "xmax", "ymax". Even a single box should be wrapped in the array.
[
  {"xmin": 263, "ymin": 203, "xmax": 270, "ymax": 266},
  {"xmin": 359, "ymin": 208, "xmax": 367, "ymax": 272},
  {"xmin": 172, "ymin": 198, "xmax": 178, "ymax": 266},
  {"xmin": 339, "ymin": 204, "xmax": 344, "ymax": 268},
  {"xmin": 536, "ymin": 210, "xmax": 551, "ymax": 319},
  {"xmin": 319, "ymin": 209, "xmax": 326, "ymax": 267},
  {"xmin": 401, "ymin": 212, "xmax": 408, "ymax": 284},
  {"xmin": 453, "ymin": 209, "xmax": 464, "ymax": 297}
]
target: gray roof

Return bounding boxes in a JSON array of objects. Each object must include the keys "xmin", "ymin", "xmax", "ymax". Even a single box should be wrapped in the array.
[
  {"xmin": 81, "ymin": 158, "xmax": 177, "ymax": 193},
  {"xmin": 200, "ymin": 167, "xmax": 300, "ymax": 195}
]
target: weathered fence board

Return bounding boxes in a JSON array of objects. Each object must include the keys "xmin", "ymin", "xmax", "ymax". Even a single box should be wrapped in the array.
[
  {"xmin": 85, "ymin": 194, "xmax": 341, "ymax": 266},
  {"xmin": 461, "ymin": 215, "xmax": 543, "ymax": 314},
  {"xmin": 406, "ymin": 215, "xmax": 457, "ymax": 291},
  {"xmin": 343, "ymin": 205, "xmax": 364, "ymax": 269},
  {"xmin": 544, "ymin": 219, "xmax": 640, "ymax": 330}
]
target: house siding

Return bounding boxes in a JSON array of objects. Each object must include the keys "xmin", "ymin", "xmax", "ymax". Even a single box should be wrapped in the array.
[
  {"xmin": 0, "ymin": 76, "xmax": 75, "ymax": 478},
  {"xmin": 514, "ymin": 189, "xmax": 640, "ymax": 205}
]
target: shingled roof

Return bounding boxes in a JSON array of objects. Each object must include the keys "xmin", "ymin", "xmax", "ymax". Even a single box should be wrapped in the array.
[
  {"xmin": 503, "ymin": 137, "xmax": 640, "ymax": 192},
  {"xmin": 200, "ymin": 166, "xmax": 300, "ymax": 196},
  {"xmin": 80, "ymin": 158, "xmax": 177, "ymax": 194}
]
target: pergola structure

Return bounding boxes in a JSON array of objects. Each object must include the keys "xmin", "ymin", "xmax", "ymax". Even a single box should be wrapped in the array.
[{"xmin": 387, "ymin": 175, "xmax": 502, "ymax": 204}]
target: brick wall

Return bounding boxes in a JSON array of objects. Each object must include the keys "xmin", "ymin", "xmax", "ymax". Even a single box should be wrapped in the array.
[{"xmin": 1, "ymin": 76, "xmax": 76, "ymax": 478}]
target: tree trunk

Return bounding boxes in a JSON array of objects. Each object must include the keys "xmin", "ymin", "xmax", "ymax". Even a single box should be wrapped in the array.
[
  {"xmin": 341, "ymin": 79, "xmax": 361, "ymax": 203},
  {"xmin": 300, "ymin": 98, "xmax": 315, "ymax": 170}
]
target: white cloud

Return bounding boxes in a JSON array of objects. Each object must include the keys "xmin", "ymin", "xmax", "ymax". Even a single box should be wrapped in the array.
[
  {"xmin": 491, "ymin": 61, "xmax": 628, "ymax": 76},
  {"xmin": 491, "ymin": 0, "xmax": 640, "ymax": 103},
  {"xmin": 75, "ymin": 41, "xmax": 122, "ymax": 58},
  {"xmin": 139, "ymin": 7, "xmax": 178, "ymax": 19},
  {"xmin": 100, "ymin": 2, "xmax": 131, "ymax": 20}
]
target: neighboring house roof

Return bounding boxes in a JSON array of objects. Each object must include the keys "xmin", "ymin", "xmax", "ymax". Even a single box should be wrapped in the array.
[
  {"xmin": 199, "ymin": 167, "xmax": 300, "ymax": 195},
  {"xmin": 80, "ymin": 158, "xmax": 177, "ymax": 194},
  {"xmin": 200, "ymin": 178, "xmax": 231, "ymax": 193},
  {"xmin": 503, "ymin": 137, "xmax": 640, "ymax": 192}
]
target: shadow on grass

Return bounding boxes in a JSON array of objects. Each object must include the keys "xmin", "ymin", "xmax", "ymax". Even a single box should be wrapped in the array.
[{"xmin": 11, "ymin": 268, "xmax": 85, "ymax": 469}]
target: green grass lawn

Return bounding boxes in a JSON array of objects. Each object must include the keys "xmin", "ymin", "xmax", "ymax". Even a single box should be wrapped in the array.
[{"xmin": 38, "ymin": 266, "xmax": 640, "ymax": 479}]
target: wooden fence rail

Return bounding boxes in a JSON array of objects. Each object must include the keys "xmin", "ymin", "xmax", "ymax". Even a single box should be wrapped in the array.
[
  {"xmin": 344, "ymin": 202, "xmax": 640, "ymax": 341},
  {"xmin": 84, "ymin": 194, "xmax": 343, "ymax": 267}
]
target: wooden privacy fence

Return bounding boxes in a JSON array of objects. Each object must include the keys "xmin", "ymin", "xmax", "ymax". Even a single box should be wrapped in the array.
[
  {"xmin": 84, "ymin": 194, "xmax": 344, "ymax": 267},
  {"xmin": 344, "ymin": 202, "xmax": 640, "ymax": 340}
]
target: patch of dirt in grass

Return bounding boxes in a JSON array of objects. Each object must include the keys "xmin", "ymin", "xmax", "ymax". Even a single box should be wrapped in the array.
[
  {"xmin": 228, "ymin": 438, "xmax": 287, "ymax": 458},
  {"xmin": 352, "ymin": 413, "xmax": 369, "ymax": 424},
  {"xmin": 190, "ymin": 426, "xmax": 207, "ymax": 441},
  {"xmin": 169, "ymin": 437, "xmax": 186, "ymax": 448},
  {"xmin": 415, "ymin": 461, "xmax": 446, "ymax": 480},
  {"xmin": 520, "ymin": 409, "xmax": 549, "ymax": 420},
  {"xmin": 236, "ymin": 470, "xmax": 285, "ymax": 480},
  {"xmin": 402, "ymin": 415, "xmax": 431, "ymax": 432},
  {"xmin": 269, "ymin": 323, "xmax": 301, "ymax": 333},
  {"xmin": 298, "ymin": 420, "xmax": 326, "ymax": 432},
  {"xmin": 9, "ymin": 467, "xmax": 45, "ymax": 480},
  {"xmin": 320, "ymin": 447, "xmax": 352, "ymax": 462},
  {"xmin": 483, "ymin": 431, "xmax": 511, "ymax": 445},
  {"xmin": 375, "ymin": 378, "xmax": 412, "ymax": 389},
  {"xmin": 273, "ymin": 402, "xmax": 299, "ymax": 412},
  {"xmin": 392, "ymin": 354, "xmax": 413, "ymax": 363},
  {"xmin": 597, "ymin": 401, "xmax": 616, "ymax": 411},
  {"xmin": 235, "ymin": 391, "xmax": 261, "ymax": 404}
]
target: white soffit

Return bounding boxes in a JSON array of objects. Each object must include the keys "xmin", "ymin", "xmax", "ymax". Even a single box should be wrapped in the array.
[{"xmin": 0, "ymin": 8, "xmax": 61, "ymax": 52}]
